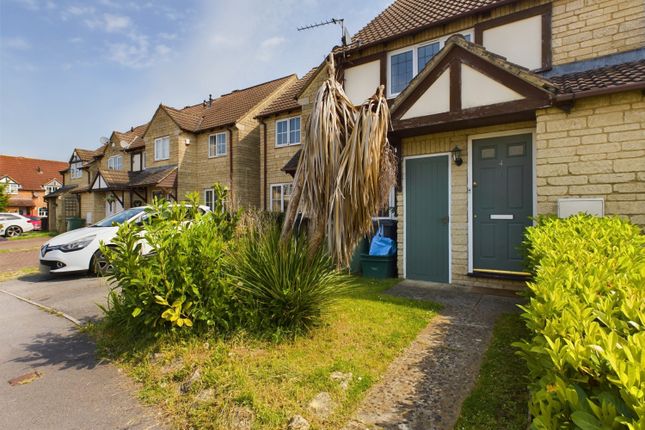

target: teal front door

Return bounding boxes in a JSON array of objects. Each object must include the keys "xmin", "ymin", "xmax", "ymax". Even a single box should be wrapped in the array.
[
  {"xmin": 472, "ymin": 134, "xmax": 533, "ymax": 275},
  {"xmin": 405, "ymin": 155, "xmax": 449, "ymax": 283}
]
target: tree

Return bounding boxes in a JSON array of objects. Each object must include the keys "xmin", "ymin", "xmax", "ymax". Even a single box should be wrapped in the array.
[
  {"xmin": 0, "ymin": 183, "xmax": 9, "ymax": 212},
  {"xmin": 282, "ymin": 54, "xmax": 396, "ymax": 267}
]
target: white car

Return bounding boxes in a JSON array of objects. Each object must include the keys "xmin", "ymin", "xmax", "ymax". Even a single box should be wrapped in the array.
[
  {"xmin": 39, "ymin": 205, "xmax": 210, "ymax": 275},
  {"xmin": 0, "ymin": 213, "xmax": 35, "ymax": 237}
]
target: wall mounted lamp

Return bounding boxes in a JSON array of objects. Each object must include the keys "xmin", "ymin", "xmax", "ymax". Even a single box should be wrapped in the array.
[{"xmin": 451, "ymin": 145, "xmax": 463, "ymax": 166}]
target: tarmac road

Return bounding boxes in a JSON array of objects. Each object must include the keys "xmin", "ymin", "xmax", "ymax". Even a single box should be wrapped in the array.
[{"xmin": 0, "ymin": 274, "xmax": 163, "ymax": 430}]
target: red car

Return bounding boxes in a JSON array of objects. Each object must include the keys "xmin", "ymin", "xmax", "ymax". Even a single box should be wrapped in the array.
[{"xmin": 26, "ymin": 216, "xmax": 42, "ymax": 231}]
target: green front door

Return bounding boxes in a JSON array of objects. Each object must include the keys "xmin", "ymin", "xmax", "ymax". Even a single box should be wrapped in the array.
[
  {"xmin": 472, "ymin": 133, "xmax": 533, "ymax": 275},
  {"xmin": 405, "ymin": 155, "xmax": 449, "ymax": 283}
]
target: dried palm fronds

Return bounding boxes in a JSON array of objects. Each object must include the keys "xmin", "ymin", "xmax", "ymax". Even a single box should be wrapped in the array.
[{"xmin": 281, "ymin": 54, "xmax": 396, "ymax": 268}]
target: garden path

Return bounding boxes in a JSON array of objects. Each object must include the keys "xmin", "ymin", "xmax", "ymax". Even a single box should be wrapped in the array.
[{"xmin": 344, "ymin": 281, "xmax": 523, "ymax": 430}]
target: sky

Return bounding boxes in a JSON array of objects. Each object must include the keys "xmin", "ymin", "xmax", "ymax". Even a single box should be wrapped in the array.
[{"xmin": 0, "ymin": 0, "xmax": 389, "ymax": 161}]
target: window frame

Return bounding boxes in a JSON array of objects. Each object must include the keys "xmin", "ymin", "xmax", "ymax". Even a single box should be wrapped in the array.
[
  {"xmin": 204, "ymin": 188, "xmax": 215, "ymax": 210},
  {"xmin": 275, "ymin": 116, "xmax": 301, "ymax": 147},
  {"xmin": 5, "ymin": 182, "xmax": 20, "ymax": 194},
  {"xmin": 70, "ymin": 161, "xmax": 83, "ymax": 179},
  {"xmin": 270, "ymin": 183, "xmax": 293, "ymax": 212},
  {"xmin": 387, "ymin": 30, "xmax": 474, "ymax": 98},
  {"xmin": 154, "ymin": 136, "xmax": 170, "ymax": 161},
  {"xmin": 108, "ymin": 155, "xmax": 123, "ymax": 170},
  {"xmin": 208, "ymin": 132, "xmax": 227, "ymax": 158},
  {"xmin": 38, "ymin": 207, "xmax": 48, "ymax": 217}
]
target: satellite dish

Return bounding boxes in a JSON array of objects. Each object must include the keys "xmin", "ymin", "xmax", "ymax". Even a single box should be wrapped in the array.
[
  {"xmin": 99, "ymin": 136, "xmax": 109, "ymax": 145},
  {"xmin": 120, "ymin": 140, "xmax": 129, "ymax": 148}
]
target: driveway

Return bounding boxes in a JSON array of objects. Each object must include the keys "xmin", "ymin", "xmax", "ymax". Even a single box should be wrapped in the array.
[
  {"xmin": 0, "ymin": 236, "xmax": 48, "ymax": 274},
  {"xmin": 0, "ymin": 274, "xmax": 163, "ymax": 429}
]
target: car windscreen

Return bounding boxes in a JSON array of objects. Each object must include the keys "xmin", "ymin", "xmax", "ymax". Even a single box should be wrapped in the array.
[{"xmin": 92, "ymin": 207, "xmax": 146, "ymax": 227}]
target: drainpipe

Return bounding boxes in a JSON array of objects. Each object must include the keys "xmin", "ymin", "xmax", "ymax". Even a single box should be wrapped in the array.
[
  {"xmin": 261, "ymin": 119, "xmax": 267, "ymax": 210},
  {"xmin": 228, "ymin": 128, "xmax": 234, "ymax": 196}
]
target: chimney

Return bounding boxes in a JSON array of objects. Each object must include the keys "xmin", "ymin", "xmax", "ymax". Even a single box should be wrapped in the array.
[
  {"xmin": 130, "ymin": 126, "xmax": 134, "ymax": 132},
  {"xmin": 208, "ymin": 94, "xmax": 213, "ymax": 107}
]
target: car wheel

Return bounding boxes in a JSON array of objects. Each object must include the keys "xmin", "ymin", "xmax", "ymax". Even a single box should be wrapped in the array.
[
  {"xmin": 5, "ymin": 225, "xmax": 22, "ymax": 237},
  {"xmin": 91, "ymin": 249, "xmax": 113, "ymax": 277}
]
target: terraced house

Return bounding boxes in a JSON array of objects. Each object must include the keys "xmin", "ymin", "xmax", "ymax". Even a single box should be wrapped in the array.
[
  {"xmin": 48, "ymin": 75, "xmax": 295, "ymax": 232},
  {"xmin": 291, "ymin": 0, "xmax": 645, "ymax": 289}
]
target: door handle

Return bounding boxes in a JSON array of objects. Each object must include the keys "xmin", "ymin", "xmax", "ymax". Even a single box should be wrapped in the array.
[{"xmin": 472, "ymin": 181, "xmax": 478, "ymax": 187}]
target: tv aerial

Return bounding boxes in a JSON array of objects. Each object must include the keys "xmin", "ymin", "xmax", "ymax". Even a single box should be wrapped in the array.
[{"xmin": 297, "ymin": 18, "xmax": 351, "ymax": 46}]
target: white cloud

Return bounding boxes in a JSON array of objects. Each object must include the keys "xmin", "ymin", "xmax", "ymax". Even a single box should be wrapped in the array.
[
  {"xmin": 257, "ymin": 36, "xmax": 286, "ymax": 61},
  {"xmin": 159, "ymin": 32, "xmax": 177, "ymax": 41},
  {"xmin": 2, "ymin": 37, "xmax": 31, "ymax": 50},
  {"xmin": 67, "ymin": 5, "xmax": 94, "ymax": 16},
  {"xmin": 260, "ymin": 36, "xmax": 286, "ymax": 49},
  {"xmin": 104, "ymin": 14, "xmax": 131, "ymax": 32}
]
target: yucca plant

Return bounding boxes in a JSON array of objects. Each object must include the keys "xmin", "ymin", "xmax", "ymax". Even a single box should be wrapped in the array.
[
  {"xmin": 282, "ymin": 54, "xmax": 396, "ymax": 267},
  {"xmin": 234, "ymin": 212, "xmax": 351, "ymax": 335}
]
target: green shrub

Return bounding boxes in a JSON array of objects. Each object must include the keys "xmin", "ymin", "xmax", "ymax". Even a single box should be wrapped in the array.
[
  {"xmin": 232, "ymin": 212, "xmax": 351, "ymax": 336},
  {"xmin": 517, "ymin": 214, "xmax": 645, "ymax": 429},
  {"xmin": 102, "ymin": 190, "xmax": 240, "ymax": 335}
]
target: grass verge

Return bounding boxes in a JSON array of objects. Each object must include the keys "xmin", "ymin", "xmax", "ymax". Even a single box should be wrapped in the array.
[
  {"xmin": 91, "ymin": 277, "xmax": 440, "ymax": 429},
  {"xmin": 0, "ymin": 267, "xmax": 39, "ymax": 282},
  {"xmin": 7, "ymin": 231, "xmax": 57, "ymax": 241},
  {"xmin": 455, "ymin": 313, "xmax": 529, "ymax": 430}
]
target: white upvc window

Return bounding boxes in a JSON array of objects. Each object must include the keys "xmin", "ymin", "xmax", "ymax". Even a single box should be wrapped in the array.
[
  {"xmin": 154, "ymin": 136, "xmax": 170, "ymax": 161},
  {"xmin": 108, "ymin": 155, "xmax": 123, "ymax": 170},
  {"xmin": 387, "ymin": 30, "xmax": 473, "ymax": 97},
  {"xmin": 208, "ymin": 132, "xmax": 227, "ymax": 157},
  {"xmin": 45, "ymin": 184, "xmax": 59, "ymax": 194},
  {"xmin": 204, "ymin": 188, "xmax": 215, "ymax": 210},
  {"xmin": 270, "ymin": 183, "xmax": 293, "ymax": 212},
  {"xmin": 276, "ymin": 116, "xmax": 301, "ymax": 147},
  {"xmin": 6, "ymin": 182, "xmax": 20, "ymax": 194},
  {"xmin": 38, "ymin": 207, "xmax": 48, "ymax": 217},
  {"xmin": 70, "ymin": 161, "xmax": 83, "ymax": 179}
]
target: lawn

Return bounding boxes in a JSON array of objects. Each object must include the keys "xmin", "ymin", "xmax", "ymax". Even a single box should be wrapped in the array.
[
  {"xmin": 455, "ymin": 313, "xmax": 529, "ymax": 430},
  {"xmin": 7, "ymin": 231, "xmax": 57, "ymax": 241},
  {"xmin": 92, "ymin": 277, "xmax": 440, "ymax": 429}
]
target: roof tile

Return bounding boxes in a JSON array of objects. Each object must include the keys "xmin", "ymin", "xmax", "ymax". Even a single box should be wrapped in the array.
[
  {"xmin": 0, "ymin": 155, "xmax": 67, "ymax": 191},
  {"xmin": 351, "ymin": 0, "xmax": 515, "ymax": 49},
  {"xmin": 549, "ymin": 60, "xmax": 645, "ymax": 94},
  {"xmin": 257, "ymin": 69, "xmax": 318, "ymax": 118}
]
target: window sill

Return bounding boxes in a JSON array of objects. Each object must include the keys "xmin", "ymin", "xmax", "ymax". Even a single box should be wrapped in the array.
[
  {"xmin": 275, "ymin": 142, "xmax": 301, "ymax": 149},
  {"xmin": 208, "ymin": 154, "xmax": 227, "ymax": 158}
]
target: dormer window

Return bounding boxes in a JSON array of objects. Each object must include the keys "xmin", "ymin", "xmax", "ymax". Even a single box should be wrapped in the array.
[
  {"xmin": 108, "ymin": 155, "xmax": 123, "ymax": 170},
  {"xmin": 1, "ymin": 178, "xmax": 20, "ymax": 194},
  {"xmin": 70, "ymin": 155, "xmax": 83, "ymax": 179},
  {"xmin": 388, "ymin": 31, "xmax": 472, "ymax": 97}
]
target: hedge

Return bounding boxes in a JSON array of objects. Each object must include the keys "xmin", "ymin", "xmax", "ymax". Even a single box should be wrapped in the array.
[{"xmin": 517, "ymin": 215, "xmax": 645, "ymax": 429}]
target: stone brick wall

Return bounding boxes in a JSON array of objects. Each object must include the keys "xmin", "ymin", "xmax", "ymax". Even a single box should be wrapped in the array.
[
  {"xmin": 143, "ymin": 109, "xmax": 182, "ymax": 171},
  {"xmin": 552, "ymin": 0, "xmax": 645, "ymax": 65},
  {"xmin": 233, "ymin": 116, "xmax": 262, "ymax": 209},
  {"xmin": 536, "ymin": 90, "xmax": 645, "ymax": 226},
  {"xmin": 176, "ymin": 130, "xmax": 198, "ymax": 199},
  {"xmin": 260, "ymin": 111, "xmax": 302, "ymax": 211},
  {"xmin": 196, "ymin": 128, "xmax": 231, "ymax": 204},
  {"xmin": 398, "ymin": 121, "xmax": 536, "ymax": 290}
]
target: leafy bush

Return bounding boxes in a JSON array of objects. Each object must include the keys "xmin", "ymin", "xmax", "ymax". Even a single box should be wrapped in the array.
[
  {"xmin": 101, "ymin": 188, "xmax": 348, "ymax": 339},
  {"xmin": 232, "ymin": 212, "xmax": 351, "ymax": 335},
  {"xmin": 517, "ymin": 214, "xmax": 645, "ymax": 429},
  {"xmin": 102, "ymin": 190, "xmax": 240, "ymax": 335}
]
